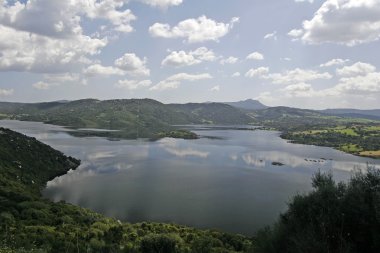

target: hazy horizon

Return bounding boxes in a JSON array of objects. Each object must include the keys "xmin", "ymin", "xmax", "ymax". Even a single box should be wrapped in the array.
[{"xmin": 0, "ymin": 0, "xmax": 380, "ymax": 109}]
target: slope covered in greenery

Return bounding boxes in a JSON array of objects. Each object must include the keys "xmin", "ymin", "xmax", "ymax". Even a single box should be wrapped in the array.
[
  {"xmin": 249, "ymin": 107, "xmax": 380, "ymax": 158},
  {"xmin": 0, "ymin": 99, "xmax": 252, "ymax": 139},
  {"xmin": 0, "ymin": 127, "xmax": 253, "ymax": 253},
  {"xmin": 168, "ymin": 103, "xmax": 252, "ymax": 125},
  {"xmin": 253, "ymin": 169, "xmax": 380, "ymax": 253}
]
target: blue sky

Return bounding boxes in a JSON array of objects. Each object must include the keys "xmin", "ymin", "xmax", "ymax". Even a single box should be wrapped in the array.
[{"xmin": 0, "ymin": 0, "xmax": 380, "ymax": 109}]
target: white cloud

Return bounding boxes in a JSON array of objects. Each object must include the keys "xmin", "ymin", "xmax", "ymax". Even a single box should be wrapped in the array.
[
  {"xmin": 245, "ymin": 67, "xmax": 269, "ymax": 78},
  {"xmin": 255, "ymin": 92, "xmax": 275, "ymax": 104},
  {"xmin": 43, "ymin": 73, "xmax": 79, "ymax": 83},
  {"xmin": 0, "ymin": 24, "xmax": 107, "ymax": 73},
  {"xmin": 246, "ymin": 52, "xmax": 264, "ymax": 60},
  {"xmin": 149, "ymin": 16, "xmax": 239, "ymax": 43},
  {"xmin": 115, "ymin": 79, "xmax": 152, "ymax": 90},
  {"xmin": 33, "ymin": 81, "xmax": 52, "ymax": 90},
  {"xmin": 232, "ymin": 72, "xmax": 241, "ymax": 77},
  {"xmin": 320, "ymin": 58, "xmax": 350, "ymax": 67},
  {"xmin": 334, "ymin": 72, "xmax": 380, "ymax": 93},
  {"xmin": 114, "ymin": 53, "xmax": 150, "ymax": 76},
  {"xmin": 0, "ymin": 88, "xmax": 13, "ymax": 96},
  {"xmin": 150, "ymin": 72, "xmax": 212, "ymax": 91},
  {"xmin": 264, "ymin": 31, "xmax": 277, "ymax": 40},
  {"xmin": 266, "ymin": 68, "xmax": 332, "ymax": 84},
  {"xmin": 288, "ymin": 29, "xmax": 303, "ymax": 38},
  {"xmin": 210, "ymin": 85, "xmax": 220, "ymax": 92},
  {"xmin": 336, "ymin": 62, "xmax": 376, "ymax": 77},
  {"xmin": 0, "ymin": 1, "xmax": 109, "ymax": 73},
  {"xmin": 162, "ymin": 47, "xmax": 216, "ymax": 67},
  {"xmin": 283, "ymin": 83, "xmax": 315, "ymax": 97},
  {"xmin": 84, "ymin": 64, "xmax": 125, "ymax": 77},
  {"xmin": 138, "ymin": 0, "xmax": 183, "ymax": 8},
  {"xmin": 76, "ymin": 0, "xmax": 136, "ymax": 33},
  {"xmin": 220, "ymin": 56, "xmax": 238, "ymax": 65},
  {"xmin": 289, "ymin": 0, "xmax": 380, "ymax": 46}
]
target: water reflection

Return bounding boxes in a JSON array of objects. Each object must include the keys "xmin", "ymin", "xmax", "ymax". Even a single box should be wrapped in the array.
[
  {"xmin": 159, "ymin": 138, "xmax": 210, "ymax": 158},
  {"xmin": 1, "ymin": 120, "xmax": 379, "ymax": 235}
]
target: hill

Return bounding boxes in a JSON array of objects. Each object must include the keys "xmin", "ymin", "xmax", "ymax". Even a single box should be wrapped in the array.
[
  {"xmin": 169, "ymin": 102, "xmax": 252, "ymax": 125},
  {"xmin": 321, "ymin": 108, "xmax": 380, "ymax": 121},
  {"xmin": 0, "ymin": 127, "xmax": 253, "ymax": 252},
  {"xmin": 223, "ymin": 99, "xmax": 268, "ymax": 110},
  {"xmin": 249, "ymin": 106, "xmax": 334, "ymax": 130},
  {"xmin": 0, "ymin": 99, "xmax": 253, "ymax": 138}
]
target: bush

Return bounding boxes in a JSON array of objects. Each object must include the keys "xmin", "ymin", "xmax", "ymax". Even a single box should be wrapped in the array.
[{"xmin": 253, "ymin": 169, "xmax": 380, "ymax": 253}]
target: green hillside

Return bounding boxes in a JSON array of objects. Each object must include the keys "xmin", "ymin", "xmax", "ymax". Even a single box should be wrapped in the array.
[
  {"xmin": 168, "ymin": 103, "xmax": 252, "ymax": 125},
  {"xmin": 0, "ymin": 127, "xmax": 253, "ymax": 252},
  {"xmin": 248, "ymin": 107, "xmax": 380, "ymax": 157},
  {"xmin": 0, "ymin": 99, "xmax": 252, "ymax": 139}
]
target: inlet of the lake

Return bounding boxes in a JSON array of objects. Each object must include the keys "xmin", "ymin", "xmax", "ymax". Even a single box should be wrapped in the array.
[{"xmin": 1, "ymin": 120, "xmax": 379, "ymax": 235}]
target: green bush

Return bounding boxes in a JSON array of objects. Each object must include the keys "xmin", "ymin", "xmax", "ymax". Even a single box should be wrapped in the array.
[{"xmin": 253, "ymin": 169, "xmax": 380, "ymax": 253}]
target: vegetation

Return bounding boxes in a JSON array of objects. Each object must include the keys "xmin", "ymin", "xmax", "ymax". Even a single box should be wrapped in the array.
[
  {"xmin": 154, "ymin": 130, "xmax": 198, "ymax": 140},
  {"xmin": 1, "ymin": 116, "xmax": 380, "ymax": 252},
  {"xmin": 249, "ymin": 107, "xmax": 380, "ymax": 158},
  {"xmin": 253, "ymin": 169, "xmax": 380, "ymax": 253},
  {"xmin": 0, "ymin": 99, "xmax": 251, "ymax": 140},
  {"xmin": 281, "ymin": 125, "xmax": 380, "ymax": 158},
  {"xmin": 1, "ymin": 98, "xmax": 380, "ymax": 156},
  {"xmin": 0, "ymin": 127, "xmax": 253, "ymax": 253}
]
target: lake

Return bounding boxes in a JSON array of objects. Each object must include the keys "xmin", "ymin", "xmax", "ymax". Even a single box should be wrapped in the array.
[{"xmin": 1, "ymin": 120, "xmax": 379, "ymax": 235}]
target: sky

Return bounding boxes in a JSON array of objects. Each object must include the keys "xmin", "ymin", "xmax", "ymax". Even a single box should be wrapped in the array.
[{"xmin": 0, "ymin": 0, "xmax": 380, "ymax": 109}]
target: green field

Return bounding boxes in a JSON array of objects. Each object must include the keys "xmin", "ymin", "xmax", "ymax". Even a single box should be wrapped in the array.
[{"xmin": 282, "ymin": 124, "xmax": 380, "ymax": 158}]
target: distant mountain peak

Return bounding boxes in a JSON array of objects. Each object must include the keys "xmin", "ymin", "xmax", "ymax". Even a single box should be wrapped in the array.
[{"xmin": 223, "ymin": 99, "xmax": 268, "ymax": 110}]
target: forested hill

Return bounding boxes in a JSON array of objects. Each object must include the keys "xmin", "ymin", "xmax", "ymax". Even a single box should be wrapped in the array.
[
  {"xmin": 168, "ymin": 102, "xmax": 252, "ymax": 124},
  {"xmin": 0, "ymin": 127, "xmax": 253, "ymax": 252},
  {"xmin": 0, "ymin": 99, "xmax": 252, "ymax": 138}
]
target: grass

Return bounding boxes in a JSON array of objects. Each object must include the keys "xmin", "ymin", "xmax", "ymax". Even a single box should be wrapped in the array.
[
  {"xmin": 340, "ymin": 144, "xmax": 363, "ymax": 153},
  {"xmin": 360, "ymin": 150, "xmax": 380, "ymax": 158},
  {"xmin": 296, "ymin": 126, "xmax": 359, "ymax": 136}
]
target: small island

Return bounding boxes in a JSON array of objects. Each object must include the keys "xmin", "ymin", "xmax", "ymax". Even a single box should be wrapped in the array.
[{"xmin": 155, "ymin": 129, "xmax": 199, "ymax": 140}]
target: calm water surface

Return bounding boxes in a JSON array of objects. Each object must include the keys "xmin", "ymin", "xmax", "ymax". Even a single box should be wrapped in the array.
[{"xmin": 1, "ymin": 120, "xmax": 379, "ymax": 235}]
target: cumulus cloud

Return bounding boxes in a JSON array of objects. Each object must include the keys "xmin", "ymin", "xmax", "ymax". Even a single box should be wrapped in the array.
[
  {"xmin": 162, "ymin": 47, "xmax": 216, "ymax": 67},
  {"xmin": 114, "ymin": 53, "xmax": 150, "ymax": 76},
  {"xmin": 0, "ymin": 24, "xmax": 107, "ymax": 73},
  {"xmin": 150, "ymin": 72, "xmax": 212, "ymax": 91},
  {"xmin": 138, "ymin": 0, "xmax": 183, "ymax": 8},
  {"xmin": 220, "ymin": 56, "xmax": 238, "ymax": 65},
  {"xmin": 288, "ymin": 0, "xmax": 380, "ymax": 46},
  {"xmin": 320, "ymin": 58, "xmax": 350, "ymax": 68},
  {"xmin": 210, "ymin": 85, "xmax": 220, "ymax": 92},
  {"xmin": 32, "ymin": 73, "xmax": 86, "ymax": 90},
  {"xmin": 336, "ymin": 62, "xmax": 376, "ymax": 77},
  {"xmin": 149, "ymin": 16, "xmax": 239, "ymax": 43},
  {"xmin": 75, "ymin": 0, "xmax": 136, "ymax": 33},
  {"xmin": 266, "ymin": 68, "xmax": 332, "ymax": 84},
  {"xmin": 0, "ymin": 88, "xmax": 13, "ymax": 96},
  {"xmin": 115, "ymin": 79, "xmax": 152, "ymax": 90},
  {"xmin": 84, "ymin": 64, "xmax": 125, "ymax": 77},
  {"xmin": 245, "ymin": 67, "xmax": 269, "ymax": 78},
  {"xmin": 0, "ymin": 0, "xmax": 110, "ymax": 73},
  {"xmin": 283, "ymin": 83, "xmax": 315, "ymax": 97},
  {"xmin": 246, "ymin": 52, "xmax": 264, "ymax": 60},
  {"xmin": 334, "ymin": 72, "xmax": 380, "ymax": 93},
  {"xmin": 43, "ymin": 73, "xmax": 82, "ymax": 83},
  {"xmin": 32, "ymin": 81, "xmax": 53, "ymax": 90},
  {"xmin": 288, "ymin": 29, "xmax": 303, "ymax": 39},
  {"xmin": 232, "ymin": 72, "xmax": 241, "ymax": 77},
  {"xmin": 264, "ymin": 31, "xmax": 277, "ymax": 40}
]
